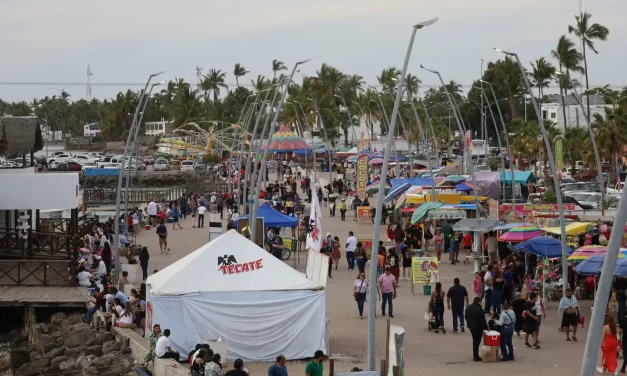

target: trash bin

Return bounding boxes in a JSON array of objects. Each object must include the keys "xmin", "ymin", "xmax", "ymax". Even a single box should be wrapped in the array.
[{"xmin": 423, "ymin": 284, "xmax": 431, "ymax": 296}]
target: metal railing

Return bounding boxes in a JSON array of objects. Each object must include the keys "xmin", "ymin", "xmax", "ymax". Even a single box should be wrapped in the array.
[{"xmin": 83, "ymin": 187, "xmax": 184, "ymax": 205}]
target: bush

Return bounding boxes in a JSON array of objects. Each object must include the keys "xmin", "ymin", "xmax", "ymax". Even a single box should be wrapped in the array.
[{"xmin": 202, "ymin": 154, "xmax": 220, "ymax": 164}]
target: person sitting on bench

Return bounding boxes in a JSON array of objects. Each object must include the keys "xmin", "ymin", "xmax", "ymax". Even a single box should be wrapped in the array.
[{"xmin": 156, "ymin": 329, "xmax": 180, "ymax": 361}]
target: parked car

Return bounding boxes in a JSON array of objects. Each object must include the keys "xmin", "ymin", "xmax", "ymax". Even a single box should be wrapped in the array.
[
  {"xmin": 153, "ymin": 158, "xmax": 170, "ymax": 171},
  {"xmin": 123, "ymin": 160, "xmax": 147, "ymax": 171},
  {"xmin": 563, "ymin": 195, "xmax": 594, "ymax": 210},
  {"xmin": 81, "ymin": 160, "xmax": 97, "ymax": 171},
  {"xmin": 180, "ymin": 160, "xmax": 195, "ymax": 171},
  {"xmin": 72, "ymin": 154, "xmax": 97, "ymax": 163},
  {"xmin": 562, "ymin": 182, "xmax": 590, "ymax": 194},
  {"xmin": 569, "ymin": 192, "xmax": 603, "ymax": 209},
  {"xmin": 143, "ymin": 155, "xmax": 156, "ymax": 165},
  {"xmin": 194, "ymin": 161, "xmax": 207, "ymax": 171},
  {"xmin": 48, "ymin": 154, "xmax": 73, "ymax": 168}
]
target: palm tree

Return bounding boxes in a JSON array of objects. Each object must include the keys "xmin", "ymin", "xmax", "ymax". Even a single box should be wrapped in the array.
[
  {"xmin": 404, "ymin": 74, "xmax": 421, "ymax": 99},
  {"xmin": 551, "ymin": 36, "xmax": 583, "ymax": 131},
  {"xmin": 251, "ymin": 75, "xmax": 270, "ymax": 92},
  {"xmin": 569, "ymin": 12, "xmax": 610, "ymax": 121},
  {"xmin": 233, "ymin": 64, "xmax": 249, "ymax": 87},
  {"xmin": 593, "ymin": 106, "xmax": 627, "ymax": 185},
  {"xmin": 377, "ymin": 67, "xmax": 401, "ymax": 93},
  {"xmin": 564, "ymin": 127, "xmax": 589, "ymax": 175},
  {"xmin": 444, "ymin": 80, "xmax": 463, "ymax": 102},
  {"xmin": 201, "ymin": 69, "xmax": 228, "ymax": 102},
  {"xmin": 271, "ymin": 59, "xmax": 287, "ymax": 78},
  {"xmin": 529, "ymin": 57, "xmax": 556, "ymax": 98}
]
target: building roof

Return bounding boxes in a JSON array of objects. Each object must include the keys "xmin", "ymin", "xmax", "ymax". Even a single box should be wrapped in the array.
[
  {"xmin": 0, "ymin": 116, "xmax": 43, "ymax": 156},
  {"xmin": 545, "ymin": 93, "xmax": 606, "ymax": 106}
]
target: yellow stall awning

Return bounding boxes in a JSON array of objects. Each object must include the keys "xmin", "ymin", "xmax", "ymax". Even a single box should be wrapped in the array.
[{"xmin": 542, "ymin": 222, "xmax": 594, "ymax": 236}]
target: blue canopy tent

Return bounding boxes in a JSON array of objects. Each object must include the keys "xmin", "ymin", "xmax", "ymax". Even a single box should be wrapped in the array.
[
  {"xmin": 234, "ymin": 202, "xmax": 298, "ymax": 228},
  {"xmin": 499, "ymin": 171, "xmax": 536, "ymax": 185},
  {"xmin": 514, "ymin": 237, "xmax": 574, "ymax": 258},
  {"xmin": 575, "ymin": 253, "xmax": 627, "ymax": 276},
  {"xmin": 390, "ymin": 178, "xmax": 433, "ymax": 188},
  {"xmin": 293, "ymin": 149, "xmax": 313, "ymax": 155}
]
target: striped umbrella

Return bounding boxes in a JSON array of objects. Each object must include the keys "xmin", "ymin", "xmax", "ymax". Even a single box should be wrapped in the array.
[
  {"xmin": 498, "ymin": 225, "xmax": 542, "ymax": 242},
  {"xmin": 567, "ymin": 245, "xmax": 608, "ymax": 263},
  {"xmin": 368, "ymin": 158, "xmax": 385, "ymax": 165},
  {"xmin": 384, "ymin": 183, "xmax": 412, "ymax": 203},
  {"xmin": 410, "ymin": 202, "xmax": 443, "ymax": 224},
  {"xmin": 365, "ymin": 182, "xmax": 392, "ymax": 194}
]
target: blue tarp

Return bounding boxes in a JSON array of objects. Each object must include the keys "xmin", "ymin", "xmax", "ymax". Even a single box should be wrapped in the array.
[
  {"xmin": 390, "ymin": 178, "xmax": 433, "ymax": 188},
  {"xmin": 455, "ymin": 182, "xmax": 473, "ymax": 192},
  {"xmin": 234, "ymin": 202, "xmax": 298, "ymax": 228},
  {"xmin": 514, "ymin": 237, "xmax": 573, "ymax": 258},
  {"xmin": 83, "ymin": 168, "xmax": 120, "ymax": 177},
  {"xmin": 293, "ymin": 149, "xmax": 313, "ymax": 155},
  {"xmin": 499, "ymin": 171, "xmax": 536, "ymax": 184}
]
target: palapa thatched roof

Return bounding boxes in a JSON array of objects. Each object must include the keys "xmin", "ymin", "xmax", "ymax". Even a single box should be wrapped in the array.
[{"xmin": 0, "ymin": 116, "xmax": 43, "ymax": 156}]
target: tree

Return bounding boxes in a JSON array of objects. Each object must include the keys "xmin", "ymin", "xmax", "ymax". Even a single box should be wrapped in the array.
[
  {"xmin": 593, "ymin": 106, "xmax": 627, "ymax": 184},
  {"xmin": 564, "ymin": 126, "xmax": 589, "ymax": 175},
  {"xmin": 233, "ymin": 64, "xmax": 249, "ymax": 88},
  {"xmin": 271, "ymin": 59, "xmax": 287, "ymax": 78},
  {"xmin": 201, "ymin": 69, "xmax": 228, "ymax": 102},
  {"xmin": 569, "ymin": 12, "xmax": 609, "ymax": 121},
  {"xmin": 404, "ymin": 74, "xmax": 421, "ymax": 99},
  {"xmin": 482, "ymin": 58, "xmax": 525, "ymax": 119},
  {"xmin": 251, "ymin": 75, "xmax": 270, "ymax": 92},
  {"xmin": 529, "ymin": 57, "xmax": 556, "ymax": 98},
  {"xmin": 551, "ymin": 36, "xmax": 583, "ymax": 131},
  {"xmin": 377, "ymin": 67, "xmax": 401, "ymax": 93}
]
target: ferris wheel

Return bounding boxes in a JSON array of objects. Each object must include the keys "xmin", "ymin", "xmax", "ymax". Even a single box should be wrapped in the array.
[{"xmin": 171, "ymin": 121, "xmax": 247, "ymax": 154}]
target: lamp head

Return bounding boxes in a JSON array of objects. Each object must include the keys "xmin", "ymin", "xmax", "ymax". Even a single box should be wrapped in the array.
[
  {"xmin": 493, "ymin": 48, "xmax": 515, "ymax": 56},
  {"xmin": 296, "ymin": 56, "xmax": 318, "ymax": 65},
  {"xmin": 420, "ymin": 65, "xmax": 437, "ymax": 74},
  {"xmin": 150, "ymin": 71, "xmax": 166, "ymax": 78},
  {"xmin": 414, "ymin": 17, "xmax": 439, "ymax": 29}
]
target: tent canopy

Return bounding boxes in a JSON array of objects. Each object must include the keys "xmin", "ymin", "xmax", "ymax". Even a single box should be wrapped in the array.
[
  {"xmin": 514, "ymin": 236, "xmax": 574, "ymax": 258},
  {"xmin": 390, "ymin": 178, "xmax": 433, "ymax": 188},
  {"xmin": 147, "ymin": 230, "xmax": 319, "ymax": 294},
  {"xmin": 499, "ymin": 171, "xmax": 536, "ymax": 184},
  {"xmin": 542, "ymin": 222, "xmax": 594, "ymax": 236},
  {"xmin": 261, "ymin": 125, "xmax": 312, "ymax": 152},
  {"xmin": 235, "ymin": 202, "xmax": 298, "ymax": 228}
]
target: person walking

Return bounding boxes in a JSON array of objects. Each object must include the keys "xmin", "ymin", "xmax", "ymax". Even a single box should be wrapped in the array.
[
  {"xmin": 355, "ymin": 242, "xmax": 367, "ymax": 274},
  {"xmin": 305, "ymin": 350, "xmax": 324, "ymax": 376},
  {"xmin": 465, "ymin": 297, "xmax": 489, "ymax": 361},
  {"xmin": 387, "ymin": 248, "xmax": 400, "ymax": 284},
  {"xmin": 492, "ymin": 270, "xmax": 505, "ymax": 314},
  {"xmin": 197, "ymin": 204, "xmax": 206, "ymax": 228},
  {"xmin": 512, "ymin": 292, "xmax": 526, "ymax": 338},
  {"xmin": 523, "ymin": 292, "xmax": 541, "ymax": 349},
  {"xmin": 378, "ymin": 266, "xmax": 397, "ymax": 318},
  {"xmin": 353, "ymin": 272, "xmax": 369, "ymax": 319},
  {"xmin": 430, "ymin": 282, "xmax": 446, "ymax": 333},
  {"xmin": 156, "ymin": 221, "xmax": 169, "ymax": 255},
  {"xmin": 487, "ymin": 231, "xmax": 498, "ymax": 263},
  {"xmin": 171, "ymin": 204, "xmax": 183, "ymax": 230},
  {"xmin": 559, "ymin": 288, "xmax": 580, "ymax": 342},
  {"xmin": 339, "ymin": 199, "xmax": 347, "ymax": 221},
  {"xmin": 447, "ymin": 277, "xmax": 469, "ymax": 334},
  {"xmin": 483, "ymin": 265, "xmax": 494, "ymax": 314},
  {"xmin": 332, "ymin": 236, "xmax": 341, "ymax": 270},
  {"xmin": 139, "ymin": 247, "xmax": 149, "ymax": 281},
  {"xmin": 400, "ymin": 239, "xmax": 412, "ymax": 281},
  {"xmin": 598, "ymin": 315, "xmax": 619, "ymax": 374},
  {"xmin": 346, "ymin": 231, "xmax": 357, "ymax": 270},
  {"xmin": 268, "ymin": 354, "xmax": 288, "ymax": 376},
  {"xmin": 496, "ymin": 301, "xmax": 516, "ymax": 361}
]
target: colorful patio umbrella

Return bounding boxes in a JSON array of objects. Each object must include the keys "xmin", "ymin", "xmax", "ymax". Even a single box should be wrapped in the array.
[
  {"xmin": 260, "ymin": 125, "xmax": 312, "ymax": 152},
  {"xmin": 576, "ymin": 254, "xmax": 627, "ymax": 275},
  {"xmin": 498, "ymin": 226, "xmax": 542, "ymax": 242},
  {"xmin": 384, "ymin": 183, "xmax": 412, "ymax": 203},
  {"xmin": 365, "ymin": 182, "xmax": 391, "ymax": 194},
  {"xmin": 567, "ymin": 245, "xmax": 607, "ymax": 262},
  {"xmin": 368, "ymin": 158, "xmax": 385, "ymax": 165},
  {"xmin": 410, "ymin": 202, "xmax": 443, "ymax": 224},
  {"xmin": 513, "ymin": 236, "xmax": 573, "ymax": 258}
]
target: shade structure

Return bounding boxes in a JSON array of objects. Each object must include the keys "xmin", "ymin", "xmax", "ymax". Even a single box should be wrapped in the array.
[
  {"xmin": 455, "ymin": 182, "xmax": 474, "ymax": 192},
  {"xmin": 542, "ymin": 222, "xmax": 594, "ymax": 236},
  {"xmin": 261, "ymin": 125, "xmax": 312, "ymax": 152},
  {"xmin": 498, "ymin": 226, "xmax": 542, "ymax": 242},
  {"xmin": 233, "ymin": 202, "xmax": 298, "ymax": 228},
  {"xmin": 410, "ymin": 202, "xmax": 443, "ymax": 224},
  {"xmin": 567, "ymin": 245, "xmax": 608, "ymax": 262},
  {"xmin": 445, "ymin": 174, "xmax": 466, "ymax": 182},
  {"xmin": 513, "ymin": 236, "xmax": 573, "ymax": 258},
  {"xmin": 369, "ymin": 158, "xmax": 385, "ymax": 165},
  {"xmin": 384, "ymin": 183, "xmax": 412, "ymax": 203},
  {"xmin": 499, "ymin": 170, "xmax": 536, "ymax": 185},
  {"xmin": 365, "ymin": 182, "xmax": 391, "ymax": 194},
  {"xmin": 576, "ymin": 254, "xmax": 627, "ymax": 275}
]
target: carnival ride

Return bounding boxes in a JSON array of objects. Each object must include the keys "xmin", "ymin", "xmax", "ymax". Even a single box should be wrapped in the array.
[{"xmin": 158, "ymin": 121, "xmax": 249, "ymax": 156}]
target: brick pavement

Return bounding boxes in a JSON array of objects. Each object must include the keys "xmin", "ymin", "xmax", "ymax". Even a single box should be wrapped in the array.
[{"xmin": 133, "ymin": 193, "xmax": 601, "ymax": 375}]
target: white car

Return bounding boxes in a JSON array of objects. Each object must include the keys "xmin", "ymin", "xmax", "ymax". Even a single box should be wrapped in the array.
[
  {"xmin": 180, "ymin": 160, "xmax": 195, "ymax": 171},
  {"xmin": 569, "ymin": 192, "xmax": 603, "ymax": 209},
  {"xmin": 48, "ymin": 153, "xmax": 73, "ymax": 168},
  {"xmin": 101, "ymin": 163, "xmax": 120, "ymax": 169},
  {"xmin": 81, "ymin": 160, "xmax": 97, "ymax": 171}
]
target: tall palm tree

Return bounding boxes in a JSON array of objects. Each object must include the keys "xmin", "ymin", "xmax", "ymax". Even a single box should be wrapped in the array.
[
  {"xmin": 271, "ymin": 59, "xmax": 287, "ymax": 79},
  {"xmin": 251, "ymin": 75, "xmax": 270, "ymax": 92},
  {"xmin": 404, "ymin": 74, "xmax": 421, "ymax": 99},
  {"xmin": 569, "ymin": 12, "xmax": 610, "ymax": 121},
  {"xmin": 201, "ymin": 69, "xmax": 228, "ymax": 102},
  {"xmin": 551, "ymin": 36, "xmax": 583, "ymax": 130},
  {"xmin": 593, "ymin": 106, "xmax": 627, "ymax": 184},
  {"xmin": 529, "ymin": 57, "xmax": 556, "ymax": 98},
  {"xmin": 233, "ymin": 64, "xmax": 249, "ymax": 88},
  {"xmin": 377, "ymin": 67, "xmax": 401, "ymax": 93},
  {"xmin": 564, "ymin": 127, "xmax": 589, "ymax": 175}
]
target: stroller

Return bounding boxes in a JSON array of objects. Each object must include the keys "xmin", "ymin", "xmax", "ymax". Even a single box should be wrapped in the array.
[{"xmin": 425, "ymin": 303, "xmax": 443, "ymax": 332}]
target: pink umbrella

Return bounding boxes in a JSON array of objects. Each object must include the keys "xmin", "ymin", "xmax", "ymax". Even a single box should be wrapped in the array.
[
  {"xmin": 498, "ymin": 225, "xmax": 542, "ymax": 243},
  {"xmin": 368, "ymin": 158, "xmax": 384, "ymax": 165},
  {"xmin": 567, "ymin": 245, "xmax": 607, "ymax": 262}
]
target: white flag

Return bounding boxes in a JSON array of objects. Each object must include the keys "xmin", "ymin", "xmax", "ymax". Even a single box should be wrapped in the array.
[{"xmin": 306, "ymin": 185, "xmax": 322, "ymax": 252}]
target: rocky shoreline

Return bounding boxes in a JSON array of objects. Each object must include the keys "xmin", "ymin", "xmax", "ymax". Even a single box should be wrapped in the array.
[{"xmin": 6, "ymin": 312, "xmax": 137, "ymax": 376}]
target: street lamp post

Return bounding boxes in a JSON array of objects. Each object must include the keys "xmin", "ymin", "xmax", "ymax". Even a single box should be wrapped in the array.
[
  {"xmin": 334, "ymin": 95, "xmax": 359, "ymax": 147},
  {"xmin": 420, "ymin": 98, "xmax": 440, "ymax": 166},
  {"xmin": 494, "ymin": 48, "xmax": 569, "ymax": 297},
  {"xmin": 228, "ymin": 94, "xmax": 255, "ymax": 195},
  {"xmin": 407, "ymin": 91, "xmax": 436, "ymax": 202},
  {"xmin": 114, "ymin": 71, "xmax": 164, "ymax": 281},
  {"xmin": 308, "ymin": 99, "xmax": 333, "ymax": 187},
  {"xmin": 480, "ymin": 80, "xmax": 517, "ymax": 203},
  {"xmin": 249, "ymin": 57, "xmax": 317, "ymax": 239},
  {"xmin": 234, "ymin": 95, "xmax": 261, "ymax": 209},
  {"xmin": 420, "ymin": 65, "xmax": 480, "ymax": 210},
  {"xmin": 366, "ymin": 18, "xmax": 438, "ymax": 371},
  {"xmin": 291, "ymin": 101, "xmax": 316, "ymax": 180}
]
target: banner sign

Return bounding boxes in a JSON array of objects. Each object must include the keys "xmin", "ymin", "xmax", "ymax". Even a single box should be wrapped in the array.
[
  {"xmin": 555, "ymin": 137, "xmax": 564, "ymax": 172},
  {"xmin": 356, "ymin": 155, "xmax": 368, "ymax": 198},
  {"xmin": 357, "ymin": 206, "xmax": 371, "ymax": 222},
  {"xmin": 427, "ymin": 209, "xmax": 466, "ymax": 220},
  {"xmin": 360, "ymin": 132, "xmax": 366, "ymax": 151},
  {"xmin": 411, "ymin": 257, "xmax": 438, "ymax": 284},
  {"xmin": 488, "ymin": 199, "xmax": 499, "ymax": 219},
  {"xmin": 357, "ymin": 238, "xmax": 373, "ymax": 260},
  {"xmin": 499, "ymin": 203, "xmax": 576, "ymax": 221}
]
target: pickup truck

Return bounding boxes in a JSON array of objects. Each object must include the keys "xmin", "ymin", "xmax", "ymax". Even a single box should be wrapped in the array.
[{"xmin": 97, "ymin": 157, "xmax": 124, "ymax": 168}]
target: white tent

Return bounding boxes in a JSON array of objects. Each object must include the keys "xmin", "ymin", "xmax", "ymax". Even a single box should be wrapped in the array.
[{"xmin": 146, "ymin": 230, "xmax": 326, "ymax": 361}]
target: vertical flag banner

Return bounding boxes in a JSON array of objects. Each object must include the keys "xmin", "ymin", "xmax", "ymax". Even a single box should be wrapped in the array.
[
  {"xmin": 555, "ymin": 137, "xmax": 564, "ymax": 171},
  {"xmin": 356, "ymin": 155, "xmax": 368, "ymax": 198},
  {"xmin": 306, "ymin": 185, "xmax": 322, "ymax": 251},
  {"xmin": 360, "ymin": 132, "xmax": 365, "ymax": 151}
]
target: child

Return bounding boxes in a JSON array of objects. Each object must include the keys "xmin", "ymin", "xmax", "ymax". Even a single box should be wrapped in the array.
[{"xmin": 473, "ymin": 272, "xmax": 482, "ymax": 298}]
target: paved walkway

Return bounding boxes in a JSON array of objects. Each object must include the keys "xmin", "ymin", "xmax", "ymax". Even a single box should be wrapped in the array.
[{"xmin": 133, "ymin": 193, "xmax": 602, "ymax": 375}]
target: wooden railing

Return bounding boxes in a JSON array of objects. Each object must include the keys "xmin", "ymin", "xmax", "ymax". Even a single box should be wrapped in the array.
[
  {"xmin": 0, "ymin": 260, "xmax": 71, "ymax": 286},
  {"xmin": 83, "ymin": 187, "xmax": 184, "ymax": 205}
]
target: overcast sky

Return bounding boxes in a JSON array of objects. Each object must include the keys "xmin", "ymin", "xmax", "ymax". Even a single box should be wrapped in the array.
[{"xmin": 0, "ymin": 0, "xmax": 625, "ymax": 102}]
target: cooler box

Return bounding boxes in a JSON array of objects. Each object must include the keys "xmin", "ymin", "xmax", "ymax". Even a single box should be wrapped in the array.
[
  {"xmin": 483, "ymin": 330, "xmax": 500, "ymax": 346},
  {"xmin": 423, "ymin": 285, "xmax": 431, "ymax": 296},
  {"xmin": 144, "ymin": 225, "xmax": 151, "ymax": 230}
]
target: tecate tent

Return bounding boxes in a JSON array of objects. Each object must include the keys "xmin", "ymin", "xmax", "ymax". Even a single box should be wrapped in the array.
[
  {"xmin": 145, "ymin": 230, "xmax": 326, "ymax": 361},
  {"xmin": 260, "ymin": 125, "xmax": 312, "ymax": 152}
]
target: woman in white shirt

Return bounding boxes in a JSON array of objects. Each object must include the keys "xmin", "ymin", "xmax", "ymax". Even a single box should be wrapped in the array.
[
  {"xmin": 118, "ymin": 301, "xmax": 136, "ymax": 328},
  {"xmin": 352, "ymin": 272, "xmax": 370, "ymax": 319},
  {"xmin": 77, "ymin": 268, "xmax": 93, "ymax": 287}
]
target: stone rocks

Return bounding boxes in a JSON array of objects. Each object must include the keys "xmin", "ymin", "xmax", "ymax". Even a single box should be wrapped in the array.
[
  {"xmin": 43, "ymin": 346, "xmax": 65, "ymax": 359},
  {"xmin": 10, "ymin": 347, "xmax": 31, "ymax": 370},
  {"xmin": 15, "ymin": 358, "xmax": 50, "ymax": 376},
  {"xmin": 63, "ymin": 345, "xmax": 86, "ymax": 357},
  {"xmin": 102, "ymin": 340, "xmax": 121, "ymax": 353},
  {"xmin": 63, "ymin": 330, "xmax": 95, "ymax": 348},
  {"xmin": 40, "ymin": 333, "xmax": 56, "ymax": 344},
  {"xmin": 75, "ymin": 354, "xmax": 98, "ymax": 369},
  {"xmin": 50, "ymin": 355, "xmax": 70, "ymax": 368},
  {"xmin": 41, "ymin": 365, "xmax": 60, "ymax": 375},
  {"xmin": 65, "ymin": 315, "xmax": 83, "ymax": 325},
  {"xmin": 50, "ymin": 312, "xmax": 67, "ymax": 328},
  {"xmin": 58, "ymin": 358, "xmax": 75, "ymax": 371},
  {"xmin": 100, "ymin": 332, "xmax": 115, "ymax": 343},
  {"xmin": 85, "ymin": 335, "xmax": 104, "ymax": 347},
  {"xmin": 43, "ymin": 342, "xmax": 57, "ymax": 353},
  {"xmin": 84, "ymin": 345, "xmax": 103, "ymax": 357}
]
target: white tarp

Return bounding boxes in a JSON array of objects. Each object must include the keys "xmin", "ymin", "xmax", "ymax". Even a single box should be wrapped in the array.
[
  {"xmin": 146, "ymin": 230, "xmax": 320, "ymax": 294},
  {"xmin": 150, "ymin": 290, "xmax": 326, "ymax": 361},
  {"xmin": 305, "ymin": 249, "xmax": 329, "ymax": 288}
]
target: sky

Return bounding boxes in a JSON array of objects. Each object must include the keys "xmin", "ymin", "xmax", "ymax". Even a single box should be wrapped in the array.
[{"xmin": 0, "ymin": 0, "xmax": 625, "ymax": 102}]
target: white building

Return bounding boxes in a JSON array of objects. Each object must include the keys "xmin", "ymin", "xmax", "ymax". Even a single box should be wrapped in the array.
[
  {"xmin": 145, "ymin": 119, "xmax": 172, "ymax": 136},
  {"xmin": 541, "ymin": 94, "xmax": 606, "ymax": 133},
  {"xmin": 40, "ymin": 123, "xmax": 63, "ymax": 141},
  {"xmin": 83, "ymin": 122, "xmax": 102, "ymax": 137}
]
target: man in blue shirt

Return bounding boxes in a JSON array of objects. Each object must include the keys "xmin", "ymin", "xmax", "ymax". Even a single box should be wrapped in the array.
[
  {"xmin": 268, "ymin": 354, "xmax": 288, "ymax": 376},
  {"xmin": 503, "ymin": 266, "xmax": 515, "ymax": 305},
  {"xmin": 110, "ymin": 286, "xmax": 128, "ymax": 304},
  {"xmin": 171, "ymin": 205, "xmax": 183, "ymax": 230}
]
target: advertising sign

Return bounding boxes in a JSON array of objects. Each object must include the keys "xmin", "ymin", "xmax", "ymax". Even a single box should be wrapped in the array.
[
  {"xmin": 356, "ymin": 155, "xmax": 368, "ymax": 198},
  {"xmin": 357, "ymin": 238, "xmax": 373, "ymax": 260},
  {"xmin": 357, "ymin": 206, "xmax": 372, "ymax": 222},
  {"xmin": 360, "ymin": 132, "xmax": 366, "ymax": 151},
  {"xmin": 555, "ymin": 137, "xmax": 564, "ymax": 172},
  {"xmin": 499, "ymin": 203, "xmax": 576, "ymax": 221},
  {"xmin": 411, "ymin": 257, "xmax": 438, "ymax": 284},
  {"xmin": 488, "ymin": 199, "xmax": 499, "ymax": 219}
]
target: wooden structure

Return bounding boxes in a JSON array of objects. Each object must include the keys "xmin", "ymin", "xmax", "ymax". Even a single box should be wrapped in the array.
[{"xmin": 83, "ymin": 187, "xmax": 184, "ymax": 205}]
